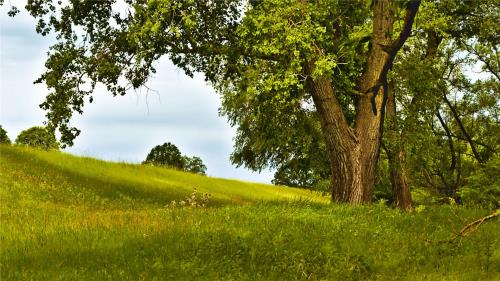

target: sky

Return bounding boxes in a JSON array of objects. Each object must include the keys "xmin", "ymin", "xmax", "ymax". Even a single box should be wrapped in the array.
[{"xmin": 0, "ymin": 4, "xmax": 274, "ymax": 183}]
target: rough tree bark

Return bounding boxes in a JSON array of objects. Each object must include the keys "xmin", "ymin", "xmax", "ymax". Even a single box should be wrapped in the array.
[{"xmin": 306, "ymin": 0, "xmax": 421, "ymax": 204}]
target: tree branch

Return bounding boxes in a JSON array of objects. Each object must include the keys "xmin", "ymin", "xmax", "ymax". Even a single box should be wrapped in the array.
[
  {"xmin": 442, "ymin": 92, "xmax": 484, "ymax": 164},
  {"xmin": 367, "ymin": 0, "xmax": 421, "ymax": 115},
  {"xmin": 387, "ymin": 1, "xmax": 422, "ymax": 60},
  {"xmin": 436, "ymin": 110, "xmax": 456, "ymax": 170},
  {"xmin": 424, "ymin": 210, "xmax": 500, "ymax": 244}
]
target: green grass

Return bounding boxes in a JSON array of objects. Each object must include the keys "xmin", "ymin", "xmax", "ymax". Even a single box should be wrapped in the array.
[{"xmin": 1, "ymin": 145, "xmax": 498, "ymax": 280}]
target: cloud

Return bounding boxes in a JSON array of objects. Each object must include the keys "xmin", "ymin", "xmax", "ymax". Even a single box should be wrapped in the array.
[{"xmin": 0, "ymin": 7, "xmax": 274, "ymax": 183}]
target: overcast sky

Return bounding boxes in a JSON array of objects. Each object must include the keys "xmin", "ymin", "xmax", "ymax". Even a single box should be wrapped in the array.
[{"xmin": 0, "ymin": 4, "xmax": 274, "ymax": 183}]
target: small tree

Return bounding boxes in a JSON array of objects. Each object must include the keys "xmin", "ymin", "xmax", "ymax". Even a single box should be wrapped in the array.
[
  {"xmin": 15, "ymin": 126, "xmax": 59, "ymax": 150},
  {"xmin": 0, "ymin": 125, "xmax": 11, "ymax": 145},
  {"xmin": 143, "ymin": 142, "xmax": 186, "ymax": 169},
  {"xmin": 143, "ymin": 142, "xmax": 207, "ymax": 175},
  {"xmin": 184, "ymin": 156, "xmax": 207, "ymax": 175}
]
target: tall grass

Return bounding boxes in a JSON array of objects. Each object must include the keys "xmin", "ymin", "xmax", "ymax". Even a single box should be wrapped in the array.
[{"xmin": 1, "ymin": 145, "xmax": 498, "ymax": 280}]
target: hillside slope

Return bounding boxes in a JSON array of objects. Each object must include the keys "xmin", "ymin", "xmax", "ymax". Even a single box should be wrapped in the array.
[
  {"xmin": 0, "ymin": 145, "xmax": 498, "ymax": 281},
  {"xmin": 0, "ymin": 145, "xmax": 325, "ymax": 209}
]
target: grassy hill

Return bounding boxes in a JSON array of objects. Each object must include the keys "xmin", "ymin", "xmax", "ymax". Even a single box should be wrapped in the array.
[{"xmin": 0, "ymin": 145, "xmax": 498, "ymax": 280}]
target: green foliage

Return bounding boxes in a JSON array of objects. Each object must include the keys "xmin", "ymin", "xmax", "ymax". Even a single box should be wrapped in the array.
[
  {"xmin": 459, "ymin": 155, "xmax": 500, "ymax": 209},
  {"xmin": 184, "ymin": 156, "xmax": 207, "ymax": 175},
  {"xmin": 312, "ymin": 179, "xmax": 332, "ymax": 194},
  {"xmin": 271, "ymin": 155, "xmax": 329, "ymax": 189},
  {"xmin": 373, "ymin": 158, "xmax": 394, "ymax": 204},
  {"xmin": 0, "ymin": 125, "xmax": 11, "ymax": 145},
  {"xmin": 8, "ymin": 0, "xmax": 368, "ymax": 148},
  {"xmin": 3, "ymin": 0, "xmax": 498, "ymax": 207},
  {"xmin": 143, "ymin": 142, "xmax": 185, "ymax": 169},
  {"xmin": 0, "ymin": 145, "xmax": 498, "ymax": 280},
  {"xmin": 219, "ymin": 0, "xmax": 365, "ymax": 181},
  {"xmin": 143, "ymin": 142, "xmax": 207, "ymax": 175},
  {"xmin": 382, "ymin": 0, "xmax": 500, "ymax": 204},
  {"xmin": 15, "ymin": 126, "xmax": 58, "ymax": 150}
]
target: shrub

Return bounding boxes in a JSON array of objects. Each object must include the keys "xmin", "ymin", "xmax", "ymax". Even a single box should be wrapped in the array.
[
  {"xmin": 0, "ymin": 125, "xmax": 11, "ymax": 145},
  {"xmin": 15, "ymin": 126, "xmax": 59, "ymax": 150},
  {"xmin": 459, "ymin": 155, "xmax": 500, "ymax": 209}
]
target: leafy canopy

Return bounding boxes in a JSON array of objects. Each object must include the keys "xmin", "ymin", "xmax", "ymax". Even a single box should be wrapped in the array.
[
  {"xmin": 15, "ymin": 126, "xmax": 59, "ymax": 150},
  {"xmin": 143, "ymin": 142, "xmax": 185, "ymax": 169},
  {"xmin": 0, "ymin": 125, "xmax": 11, "ymax": 145},
  {"xmin": 143, "ymin": 142, "xmax": 206, "ymax": 175},
  {"xmin": 7, "ymin": 0, "xmax": 369, "ymax": 148},
  {"xmin": 184, "ymin": 156, "xmax": 207, "ymax": 175}
]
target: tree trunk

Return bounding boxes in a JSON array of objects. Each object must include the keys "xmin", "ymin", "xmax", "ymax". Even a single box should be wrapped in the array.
[
  {"xmin": 383, "ymin": 30, "xmax": 441, "ymax": 210},
  {"xmin": 352, "ymin": 0, "xmax": 396, "ymax": 202},
  {"xmin": 308, "ymin": 73, "xmax": 385, "ymax": 204},
  {"xmin": 385, "ymin": 82, "xmax": 413, "ymax": 210},
  {"xmin": 307, "ymin": 0, "xmax": 420, "ymax": 204}
]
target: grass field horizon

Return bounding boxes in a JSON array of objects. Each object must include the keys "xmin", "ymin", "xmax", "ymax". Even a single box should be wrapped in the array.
[{"xmin": 1, "ymin": 145, "xmax": 498, "ymax": 280}]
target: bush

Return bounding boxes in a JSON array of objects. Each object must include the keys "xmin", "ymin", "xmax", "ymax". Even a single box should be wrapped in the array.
[
  {"xmin": 0, "ymin": 125, "xmax": 11, "ymax": 145},
  {"xmin": 15, "ymin": 126, "xmax": 59, "ymax": 150},
  {"xmin": 459, "ymin": 155, "xmax": 500, "ymax": 209},
  {"xmin": 143, "ymin": 142, "xmax": 207, "ymax": 175}
]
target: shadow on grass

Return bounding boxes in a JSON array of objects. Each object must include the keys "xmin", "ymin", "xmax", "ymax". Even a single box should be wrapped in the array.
[
  {"xmin": 2, "ymin": 148, "xmax": 192, "ymax": 207},
  {"xmin": 2, "ymin": 146, "xmax": 324, "ymax": 208}
]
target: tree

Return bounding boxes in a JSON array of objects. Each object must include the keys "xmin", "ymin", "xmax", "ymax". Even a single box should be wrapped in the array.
[
  {"xmin": 143, "ymin": 142, "xmax": 207, "ymax": 175},
  {"xmin": 184, "ymin": 156, "xmax": 207, "ymax": 175},
  {"xmin": 15, "ymin": 126, "xmax": 59, "ymax": 150},
  {"xmin": 383, "ymin": 0, "xmax": 499, "ymax": 207},
  {"xmin": 224, "ymin": 0, "xmax": 498, "ymax": 208},
  {"xmin": 0, "ymin": 125, "xmax": 11, "ymax": 145},
  {"xmin": 7, "ymin": 0, "xmax": 422, "ymax": 206},
  {"xmin": 143, "ymin": 142, "xmax": 185, "ymax": 169}
]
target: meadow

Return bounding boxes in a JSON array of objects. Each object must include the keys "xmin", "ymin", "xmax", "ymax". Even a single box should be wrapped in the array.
[{"xmin": 0, "ymin": 145, "xmax": 498, "ymax": 280}]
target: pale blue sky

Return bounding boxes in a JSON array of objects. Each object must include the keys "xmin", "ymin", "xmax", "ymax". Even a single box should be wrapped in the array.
[{"xmin": 0, "ymin": 4, "xmax": 274, "ymax": 183}]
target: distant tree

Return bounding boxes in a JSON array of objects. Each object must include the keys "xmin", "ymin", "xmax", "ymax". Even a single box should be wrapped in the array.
[
  {"xmin": 143, "ymin": 142, "xmax": 185, "ymax": 169},
  {"xmin": 15, "ymin": 126, "xmax": 59, "ymax": 150},
  {"xmin": 143, "ymin": 142, "xmax": 207, "ymax": 175},
  {"xmin": 0, "ymin": 125, "xmax": 11, "ymax": 145},
  {"xmin": 184, "ymin": 156, "xmax": 207, "ymax": 175}
]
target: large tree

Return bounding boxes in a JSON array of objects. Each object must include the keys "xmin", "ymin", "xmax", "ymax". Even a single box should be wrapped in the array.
[
  {"xmin": 384, "ymin": 0, "xmax": 499, "ymax": 207},
  {"xmin": 5, "ymin": 0, "xmax": 422, "ymax": 205}
]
